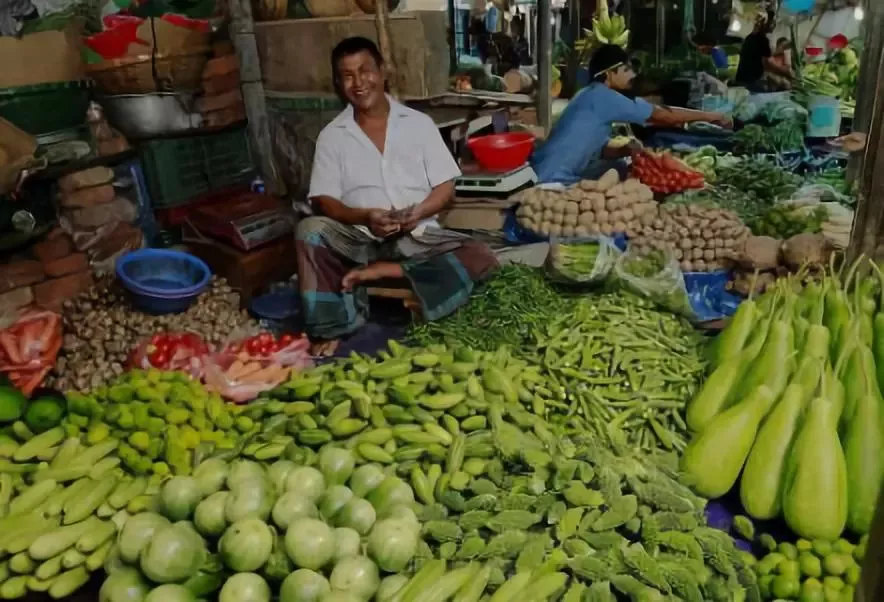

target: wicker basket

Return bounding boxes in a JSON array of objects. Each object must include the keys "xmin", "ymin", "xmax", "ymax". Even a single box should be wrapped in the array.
[{"xmin": 86, "ymin": 49, "xmax": 210, "ymax": 95}]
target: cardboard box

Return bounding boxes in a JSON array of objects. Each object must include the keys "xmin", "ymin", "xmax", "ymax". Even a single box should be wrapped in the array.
[
  {"xmin": 0, "ymin": 118, "xmax": 38, "ymax": 196},
  {"xmin": 440, "ymin": 198, "xmax": 516, "ymax": 231},
  {"xmin": 0, "ymin": 25, "xmax": 84, "ymax": 88}
]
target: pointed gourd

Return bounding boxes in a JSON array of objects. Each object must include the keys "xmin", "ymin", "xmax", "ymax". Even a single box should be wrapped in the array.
[{"xmin": 681, "ymin": 385, "xmax": 776, "ymax": 499}]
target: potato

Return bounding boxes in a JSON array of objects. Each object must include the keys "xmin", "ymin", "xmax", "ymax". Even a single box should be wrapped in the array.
[
  {"xmin": 607, "ymin": 183, "xmax": 624, "ymax": 198},
  {"xmin": 599, "ymin": 223, "xmax": 614, "ymax": 235},
  {"xmin": 674, "ymin": 248, "xmax": 683, "ymax": 260},
  {"xmin": 564, "ymin": 213, "xmax": 578, "ymax": 227},
  {"xmin": 575, "ymin": 226, "xmax": 589, "ymax": 236},
  {"xmin": 578, "ymin": 212, "xmax": 595, "ymax": 226},
  {"xmin": 563, "ymin": 226, "xmax": 576, "ymax": 237},
  {"xmin": 625, "ymin": 227, "xmax": 637, "ymax": 238},
  {"xmin": 522, "ymin": 218, "xmax": 536, "ymax": 231},
  {"xmin": 579, "ymin": 179, "xmax": 598, "ymax": 191},
  {"xmin": 564, "ymin": 201, "xmax": 579, "ymax": 215},
  {"xmin": 550, "ymin": 224, "xmax": 563, "ymax": 236},
  {"xmin": 553, "ymin": 213, "xmax": 565, "ymax": 225},
  {"xmin": 623, "ymin": 178, "xmax": 640, "ymax": 193},
  {"xmin": 703, "ymin": 249, "xmax": 715, "ymax": 261},
  {"xmin": 681, "ymin": 260, "xmax": 694, "ymax": 272},
  {"xmin": 606, "ymin": 196, "xmax": 620, "ymax": 211},
  {"xmin": 590, "ymin": 194, "xmax": 607, "ymax": 213},
  {"xmin": 596, "ymin": 210, "xmax": 610, "ymax": 224},
  {"xmin": 713, "ymin": 237, "xmax": 723, "ymax": 249},
  {"xmin": 613, "ymin": 221, "xmax": 627, "ymax": 233},
  {"xmin": 579, "ymin": 198, "xmax": 593, "ymax": 212},
  {"xmin": 692, "ymin": 247, "xmax": 705, "ymax": 260},
  {"xmin": 702, "ymin": 229, "xmax": 714, "ymax": 240},
  {"xmin": 596, "ymin": 169, "xmax": 620, "ymax": 192}
]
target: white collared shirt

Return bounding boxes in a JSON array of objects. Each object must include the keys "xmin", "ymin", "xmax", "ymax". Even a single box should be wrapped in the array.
[{"xmin": 308, "ymin": 96, "xmax": 462, "ymax": 237}]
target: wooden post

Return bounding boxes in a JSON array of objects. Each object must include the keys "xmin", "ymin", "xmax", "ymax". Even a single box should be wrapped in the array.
[
  {"xmin": 228, "ymin": 0, "xmax": 284, "ymax": 195},
  {"xmin": 846, "ymin": 0, "xmax": 883, "ymax": 265},
  {"xmin": 537, "ymin": 0, "xmax": 553, "ymax": 132},
  {"xmin": 374, "ymin": 0, "xmax": 400, "ymax": 98}
]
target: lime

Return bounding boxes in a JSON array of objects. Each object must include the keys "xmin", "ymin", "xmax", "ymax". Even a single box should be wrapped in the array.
[
  {"xmin": 813, "ymin": 540, "xmax": 833, "ymax": 557},
  {"xmin": 853, "ymin": 541, "xmax": 866, "ymax": 562},
  {"xmin": 823, "ymin": 554, "xmax": 849, "ymax": 576},
  {"xmin": 799, "ymin": 578, "xmax": 824, "ymax": 602},
  {"xmin": 758, "ymin": 575, "xmax": 773, "ymax": 598},
  {"xmin": 844, "ymin": 563, "xmax": 860, "ymax": 585},
  {"xmin": 833, "ymin": 539, "xmax": 854, "ymax": 555},
  {"xmin": 796, "ymin": 539, "xmax": 813, "ymax": 552},
  {"xmin": 779, "ymin": 559, "xmax": 801, "ymax": 581},
  {"xmin": 823, "ymin": 576, "xmax": 844, "ymax": 591},
  {"xmin": 779, "ymin": 542, "xmax": 799, "ymax": 560},
  {"xmin": 771, "ymin": 575, "xmax": 800, "ymax": 599},
  {"xmin": 799, "ymin": 552, "xmax": 823, "ymax": 578}
]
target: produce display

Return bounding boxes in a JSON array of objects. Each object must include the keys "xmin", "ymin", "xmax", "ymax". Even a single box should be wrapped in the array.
[
  {"xmin": 513, "ymin": 170, "xmax": 659, "ymax": 237},
  {"xmin": 733, "ymin": 121, "xmax": 804, "ymax": 155},
  {"xmin": 626, "ymin": 203, "xmax": 751, "ymax": 273},
  {"xmin": 631, "ymin": 150, "xmax": 705, "ymax": 195},
  {"xmin": 51, "ymin": 277, "xmax": 255, "ymax": 391},
  {"xmin": 683, "ymin": 259, "xmax": 883, "ymax": 541},
  {"xmin": 747, "ymin": 204, "xmax": 827, "ymax": 240},
  {"xmin": 680, "ymin": 147, "xmax": 740, "ymax": 183}
]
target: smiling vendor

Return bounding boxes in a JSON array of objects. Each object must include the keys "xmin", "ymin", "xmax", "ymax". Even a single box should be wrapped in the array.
[{"xmin": 531, "ymin": 45, "xmax": 733, "ymax": 185}]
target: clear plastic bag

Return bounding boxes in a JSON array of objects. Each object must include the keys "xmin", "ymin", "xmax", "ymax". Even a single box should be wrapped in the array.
[
  {"xmin": 612, "ymin": 248, "xmax": 694, "ymax": 318},
  {"xmin": 128, "ymin": 332, "xmax": 209, "ymax": 378},
  {"xmin": 545, "ymin": 235, "xmax": 621, "ymax": 284},
  {"xmin": 0, "ymin": 309, "xmax": 63, "ymax": 395},
  {"xmin": 220, "ymin": 328, "xmax": 312, "ymax": 368},
  {"xmin": 203, "ymin": 352, "xmax": 299, "ymax": 403}
]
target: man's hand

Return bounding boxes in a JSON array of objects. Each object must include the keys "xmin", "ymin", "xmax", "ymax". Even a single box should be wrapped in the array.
[
  {"xmin": 367, "ymin": 209, "xmax": 400, "ymax": 238},
  {"xmin": 393, "ymin": 205, "xmax": 423, "ymax": 234},
  {"xmin": 834, "ymin": 132, "xmax": 867, "ymax": 153}
]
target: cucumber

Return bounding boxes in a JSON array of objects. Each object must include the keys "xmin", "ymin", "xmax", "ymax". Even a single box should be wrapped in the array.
[
  {"xmin": 11, "ymin": 421, "xmax": 34, "ymax": 442},
  {"xmin": 43, "ymin": 479, "xmax": 91, "ymax": 517},
  {"xmin": 393, "ymin": 560, "xmax": 446, "ymax": 602},
  {"xmin": 47, "ymin": 566, "xmax": 88, "ymax": 599},
  {"xmin": 34, "ymin": 556, "xmax": 63, "ymax": 581},
  {"xmin": 85, "ymin": 540, "xmax": 112, "ymax": 572},
  {"xmin": 63, "ymin": 476, "xmax": 118, "ymax": 525},
  {"xmin": 35, "ymin": 446, "xmax": 59, "ymax": 463},
  {"xmin": 25, "ymin": 576, "xmax": 54, "ymax": 593},
  {"xmin": 31, "ymin": 466, "xmax": 90, "ymax": 484},
  {"xmin": 12, "ymin": 427, "xmax": 64, "ymax": 462},
  {"xmin": 49, "ymin": 439, "xmax": 81, "ymax": 469},
  {"xmin": 88, "ymin": 457, "xmax": 120, "ymax": 480},
  {"xmin": 95, "ymin": 503, "xmax": 115, "ymax": 519},
  {"xmin": 108, "ymin": 477, "xmax": 146, "ymax": 509},
  {"xmin": 75, "ymin": 520, "xmax": 116, "ymax": 554},
  {"xmin": 4, "ymin": 516, "xmax": 61, "ymax": 555},
  {"xmin": 29, "ymin": 518, "xmax": 98, "ymax": 561},
  {"xmin": 0, "ymin": 574, "xmax": 28, "ymax": 599},
  {"xmin": 7, "ymin": 553, "xmax": 34, "ymax": 576},
  {"xmin": 60, "ymin": 549, "xmax": 86, "ymax": 570},
  {"xmin": 8, "ymin": 480, "xmax": 58, "ymax": 516}
]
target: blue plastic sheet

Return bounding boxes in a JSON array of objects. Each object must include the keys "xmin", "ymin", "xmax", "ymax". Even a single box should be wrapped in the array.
[{"xmin": 684, "ymin": 271, "xmax": 742, "ymax": 323}]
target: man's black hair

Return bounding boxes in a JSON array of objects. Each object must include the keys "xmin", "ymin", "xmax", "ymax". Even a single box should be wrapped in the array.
[
  {"xmin": 589, "ymin": 44, "xmax": 630, "ymax": 82},
  {"xmin": 331, "ymin": 36, "xmax": 384, "ymax": 78}
]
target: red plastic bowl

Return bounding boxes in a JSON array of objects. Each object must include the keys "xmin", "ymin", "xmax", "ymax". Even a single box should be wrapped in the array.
[{"xmin": 467, "ymin": 132, "xmax": 535, "ymax": 172}]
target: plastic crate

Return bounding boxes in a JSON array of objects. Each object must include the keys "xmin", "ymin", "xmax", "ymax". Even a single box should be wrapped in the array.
[
  {"xmin": 0, "ymin": 80, "xmax": 92, "ymax": 136},
  {"xmin": 139, "ymin": 127, "xmax": 255, "ymax": 209}
]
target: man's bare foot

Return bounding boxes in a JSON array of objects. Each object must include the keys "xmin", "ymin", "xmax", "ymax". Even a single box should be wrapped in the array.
[
  {"xmin": 311, "ymin": 339, "xmax": 340, "ymax": 357},
  {"xmin": 342, "ymin": 261, "xmax": 404, "ymax": 291}
]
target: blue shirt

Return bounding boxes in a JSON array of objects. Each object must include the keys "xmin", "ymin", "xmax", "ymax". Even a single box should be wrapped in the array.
[{"xmin": 530, "ymin": 83, "xmax": 654, "ymax": 185}]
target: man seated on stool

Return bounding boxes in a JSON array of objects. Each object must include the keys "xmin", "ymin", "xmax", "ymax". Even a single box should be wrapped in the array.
[{"xmin": 297, "ymin": 36, "xmax": 499, "ymax": 356}]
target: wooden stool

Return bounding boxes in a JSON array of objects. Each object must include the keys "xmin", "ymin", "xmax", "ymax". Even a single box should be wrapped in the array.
[{"xmin": 365, "ymin": 278, "xmax": 422, "ymax": 320}]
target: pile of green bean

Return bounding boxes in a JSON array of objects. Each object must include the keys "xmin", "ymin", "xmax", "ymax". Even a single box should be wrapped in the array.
[
  {"xmin": 409, "ymin": 265, "xmax": 576, "ymax": 351},
  {"xmin": 411, "ymin": 267, "xmax": 707, "ymax": 452}
]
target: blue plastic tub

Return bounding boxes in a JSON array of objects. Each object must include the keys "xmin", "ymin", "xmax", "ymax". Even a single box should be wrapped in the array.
[{"xmin": 115, "ymin": 249, "xmax": 211, "ymax": 314}]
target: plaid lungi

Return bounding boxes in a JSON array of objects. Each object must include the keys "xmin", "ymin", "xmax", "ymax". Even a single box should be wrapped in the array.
[{"xmin": 296, "ymin": 216, "xmax": 498, "ymax": 339}]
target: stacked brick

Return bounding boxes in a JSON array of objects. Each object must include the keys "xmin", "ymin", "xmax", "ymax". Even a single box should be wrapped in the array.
[{"xmin": 198, "ymin": 43, "xmax": 245, "ymax": 129}]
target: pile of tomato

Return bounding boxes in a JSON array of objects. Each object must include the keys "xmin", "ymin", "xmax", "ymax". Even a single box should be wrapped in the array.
[
  {"xmin": 138, "ymin": 333, "xmax": 208, "ymax": 371},
  {"xmin": 632, "ymin": 150, "xmax": 705, "ymax": 195},
  {"xmin": 224, "ymin": 332, "xmax": 308, "ymax": 357}
]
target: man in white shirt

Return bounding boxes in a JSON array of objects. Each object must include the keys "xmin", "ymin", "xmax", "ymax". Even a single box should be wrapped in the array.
[{"xmin": 297, "ymin": 37, "xmax": 498, "ymax": 354}]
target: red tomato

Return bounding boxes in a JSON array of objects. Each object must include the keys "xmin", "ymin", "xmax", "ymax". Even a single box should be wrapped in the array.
[
  {"xmin": 279, "ymin": 333, "xmax": 295, "ymax": 345},
  {"xmin": 258, "ymin": 332, "xmax": 273, "ymax": 344},
  {"xmin": 245, "ymin": 338, "xmax": 263, "ymax": 354},
  {"xmin": 149, "ymin": 350, "xmax": 169, "ymax": 368}
]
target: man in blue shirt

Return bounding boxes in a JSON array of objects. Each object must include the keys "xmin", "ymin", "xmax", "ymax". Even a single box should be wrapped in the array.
[{"xmin": 531, "ymin": 45, "xmax": 732, "ymax": 185}]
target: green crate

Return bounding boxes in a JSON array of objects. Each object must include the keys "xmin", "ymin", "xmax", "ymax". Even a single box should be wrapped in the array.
[
  {"xmin": 140, "ymin": 127, "xmax": 255, "ymax": 209},
  {"xmin": 0, "ymin": 80, "xmax": 92, "ymax": 137}
]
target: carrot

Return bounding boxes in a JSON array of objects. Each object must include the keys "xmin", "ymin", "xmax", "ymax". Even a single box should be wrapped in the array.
[
  {"xmin": 238, "ymin": 363, "xmax": 288, "ymax": 384},
  {"xmin": 226, "ymin": 361, "xmax": 262, "ymax": 381},
  {"xmin": 35, "ymin": 314, "xmax": 60, "ymax": 351},
  {"xmin": 18, "ymin": 320, "xmax": 42, "ymax": 360},
  {"xmin": 0, "ymin": 332, "xmax": 22, "ymax": 365}
]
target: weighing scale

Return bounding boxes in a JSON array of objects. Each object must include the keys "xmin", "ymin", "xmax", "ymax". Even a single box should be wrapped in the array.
[
  {"xmin": 187, "ymin": 193, "xmax": 295, "ymax": 251},
  {"xmin": 455, "ymin": 164, "xmax": 537, "ymax": 197}
]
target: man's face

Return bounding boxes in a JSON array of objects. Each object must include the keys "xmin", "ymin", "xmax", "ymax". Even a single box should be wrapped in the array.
[
  {"xmin": 336, "ymin": 50, "xmax": 385, "ymax": 111},
  {"xmin": 608, "ymin": 65, "xmax": 636, "ymax": 92}
]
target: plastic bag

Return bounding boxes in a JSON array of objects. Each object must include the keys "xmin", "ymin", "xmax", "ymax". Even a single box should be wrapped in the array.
[
  {"xmin": 612, "ymin": 248, "xmax": 694, "ymax": 318},
  {"xmin": 203, "ymin": 353, "xmax": 304, "ymax": 403},
  {"xmin": 221, "ymin": 329, "xmax": 312, "ymax": 368},
  {"xmin": 128, "ymin": 332, "xmax": 209, "ymax": 378},
  {"xmin": 545, "ymin": 235, "xmax": 621, "ymax": 284},
  {"xmin": 0, "ymin": 310, "xmax": 62, "ymax": 395}
]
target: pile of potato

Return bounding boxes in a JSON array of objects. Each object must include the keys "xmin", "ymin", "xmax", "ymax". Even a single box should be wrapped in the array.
[
  {"xmin": 628, "ymin": 204, "xmax": 752, "ymax": 272},
  {"xmin": 514, "ymin": 169, "xmax": 659, "ymax": 237}
]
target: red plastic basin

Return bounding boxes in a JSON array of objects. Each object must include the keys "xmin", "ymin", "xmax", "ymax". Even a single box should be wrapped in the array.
[{"xmin": 467, "ymin": 132, "xmax": 535, "ymax": 172}]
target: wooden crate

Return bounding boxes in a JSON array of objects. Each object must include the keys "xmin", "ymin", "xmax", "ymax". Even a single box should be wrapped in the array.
[{"xmin": 254, "ymin": 11, "xmax": 449, "ymax": 99}]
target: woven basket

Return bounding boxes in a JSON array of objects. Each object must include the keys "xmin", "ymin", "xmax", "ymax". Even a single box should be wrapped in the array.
[{"xmin": 86, "ymin": 49, "xmax": 210, "ymax": 95}]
